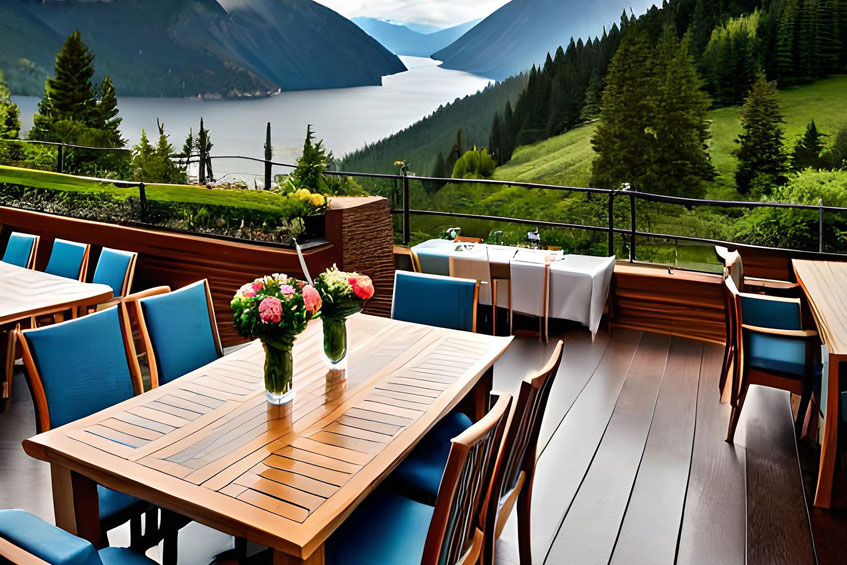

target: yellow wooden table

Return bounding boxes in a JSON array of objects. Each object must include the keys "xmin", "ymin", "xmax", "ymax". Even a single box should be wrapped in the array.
[
  {"xmin": 0, "ymin": 262, "xmax": 113, "ymax": 409},
  {"xmin": 793, "ymin": 259, "xmax": 847, "ymax": 508},
  {"xmin": 23, "ymin": 313, "xmax": 512, "ymax": 564}
]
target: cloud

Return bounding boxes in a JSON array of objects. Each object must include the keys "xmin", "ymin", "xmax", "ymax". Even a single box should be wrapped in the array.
[{"xmin": 313, "ymin": 0, "xmax": 511, "ymax": 28}]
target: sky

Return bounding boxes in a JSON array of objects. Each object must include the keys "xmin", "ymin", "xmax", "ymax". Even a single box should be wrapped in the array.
[{"xmin": 312, "ymin": 0, "xmax": 511, "ymax": 28}]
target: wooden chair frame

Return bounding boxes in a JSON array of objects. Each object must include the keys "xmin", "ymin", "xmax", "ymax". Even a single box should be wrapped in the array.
[
  {"xmin": 724, "ymin": 275, "xmax": 819, "ymax": 442},
  {"xmin": 483, "ymin": 341, "xmax": 564, "ymax": 565},
  {"xmin": 134, "ymin": 280, "xmax": 222, "ymax": 389},
  {"xmin": 409, "ymin": 249, "xmax": 423, "ymax": 273},
  {"xmin": 720, "ymin": 245, "xmax": 800, "ymax": 294},
  {"xmin": 422, "ymin": 393, "xmax": 512, "ymax": 565},
  {"xmin": 719, "ymin": 257, "xmax": 739, "ymax": 402},
  {"xmin": 0, "ymin": 536, "xmax": 51, "ymax": 565}
]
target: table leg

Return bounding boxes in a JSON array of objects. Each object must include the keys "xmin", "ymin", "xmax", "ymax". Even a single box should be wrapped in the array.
[
  {"xmin": 51, "ymin": 465, "xmax": 103, "ymax": 547},
  {"xmin": 473, "ymin": 367, "xmax": 494, "ymax": 421},
  {"xmin": 273, "ymin": 544, "xmax": 325, "ymax": 564},
  {"xmin": 814, "ymin": 354, "xmax": 842, "ymax": 508}
]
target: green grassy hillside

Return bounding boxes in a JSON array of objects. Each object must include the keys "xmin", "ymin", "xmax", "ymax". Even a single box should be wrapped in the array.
[{"xmin": 491, "ymin": 75, "xmax": 847, "ymax": 196}]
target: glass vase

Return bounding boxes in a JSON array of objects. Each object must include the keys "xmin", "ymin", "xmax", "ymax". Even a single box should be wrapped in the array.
[
  {"xmin": 263, "ymin": 341, "xmax": 294, "ymax": 405},
  {"xmin": 322, "ymin": 316, "xmax": 348, "ymax": 369}
]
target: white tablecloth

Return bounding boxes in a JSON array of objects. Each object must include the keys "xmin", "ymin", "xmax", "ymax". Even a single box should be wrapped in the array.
[{"xmin": 549, "ymin": 255, "xmax": 616, "ymax": 335}]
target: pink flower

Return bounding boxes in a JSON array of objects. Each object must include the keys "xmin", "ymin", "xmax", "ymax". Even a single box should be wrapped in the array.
[
  {"xmin": 350, "ymin": 276, "xmax": 375, "ymax": 300},
  {"xmin": 302, "ymin": 285, "xmax": 322, "ymax": 314},
  {"xmin": 243, "ymin": 289, "xmax": 257, "ymax": 298},
  {"xmin": 280, "ymin": 284, "xmax": 296, "ymax": 297},
  {"xmin": 258, "ymin": 296, "xmax": 282, "ymax": 324},
  {"xmin": 252, "ymin": 281, "xmax": 265, "ymax": 292}
]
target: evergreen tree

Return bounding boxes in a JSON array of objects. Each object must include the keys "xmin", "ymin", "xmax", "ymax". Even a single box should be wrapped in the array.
[
  {"xmin": 97, "ymin": 76, "xmax": 124, "ymax": 147},
  {"xmin": 291, "ymin": 124, "xmax": 330, "ymax": 191},
  {"xmin": 580, "ymin": 71, "xmax": 604, "ymax": 122},
  {"xmin": 452, "ymin": 147, "xmax": 497, "ymax": 179},
  {"xmin": 791, "ymin": 120, "xmax": 826, "ymax": 170},
  {"xmin": 775, "ymin": 0, "xmax": 800, "ymax": 82},
  {"xmin": 130, "ymin": 129, "xmax": 156, "ymax": 181},
  {"xmin": 447, "ymin": 129, "xmax": 465, "ymax": 172},
  {"xmin": 822, "ymin": 127, "xmax": 847, "ymax": 170},
  {"xmin": 0, "ymin": 70, "xmax": 20, "ymax": 140},
  {"xmin": 31, "ymin": 31, "xmax": 98, "ymax": 140},
  {"xmin": 734, "ymin": 74, "xmax": 788, "ymax": 194},
  {"xmin": 646, "ymin": 30, "xmax": 715, "ymax": 197},
  {"xmin": 591, "ymin": 28, "xmax": 656, "ymax": 190},
  {"xmin": 701, "ymin": 11, "xmax": 762, "ymax": 106},
  {"xmin": 489, "ymin": 113, "xmax": 503, "ymax": 164},
  {"xmin": 423, "ymin": 151, "xmax": 448, "ymax": 194},
  {"xmin": 195, "ymin": 118, "xmax": 213, "ymax": 182}
]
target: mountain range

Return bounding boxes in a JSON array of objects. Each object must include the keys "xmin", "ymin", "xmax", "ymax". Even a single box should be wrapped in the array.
[
  {"xmin": 0, "ymin": 0, "xmax": 406, "ymax": 98},
  {"xmin": 352, "ymin": 17, "xmax": 481, "ymax": 58},
  {"xmin": 433, "ymin": 0, "xmax": 658, "ymax": 79}
]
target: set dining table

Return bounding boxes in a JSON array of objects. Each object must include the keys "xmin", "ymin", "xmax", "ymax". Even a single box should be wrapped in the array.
[
  {"xmin": 0, "ymin": 261, "xmax": 113, "ymax": 411},
  {"xmin": 413, "ymin": 239, "xmax": 616, "ymax": 336},
  {"xmin": 22, "ymin": 313, "xmax": 513, "ymax": 564}
]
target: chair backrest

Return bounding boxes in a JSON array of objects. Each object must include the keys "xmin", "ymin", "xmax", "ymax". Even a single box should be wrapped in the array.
[
  {"xmin": 486, "ymin": 342, "xmax": 563, "ymax": 535},
  {"xmin": 739, "ymin": 292, "xmax": 802, "ymax": 330},
  {"xmin": 721, "ymin": 263, "xmax": 738, "ymax": 349},
  {"xmin": 0, "ymin": 509, "xmax": 102, "ymax": 565},
  {"xmin": 392, "ymin": 271, "xmax": 479, "ymax": 333},
  {"xmin": 423, "ymin": 393, "xmax": 512, "ymax": 565},
  {"xmin": 92, "ymin": 248, "xmax": 138, "ymax": 297},
  {"xmin": 137, "ymin": 280, "xmax": 222, "ymax": 387},
  {"xmin": 2, "ymin": 232, "xmax": 39, "ymax": 269},
  {"xmin": 714, "ymin": 245, "xmax": 731, "ymax": 266},
  {"xmin": 44, "ymin": 239, "xmax": 90, "ymax": 281},
  {"xmin": 17, "ymin": 305, "xmax": 142, "ymax": 433}
]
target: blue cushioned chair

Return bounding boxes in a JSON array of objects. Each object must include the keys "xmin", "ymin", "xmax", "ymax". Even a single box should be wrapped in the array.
[
  {"xmin": 16, "ymin": 306, "xmax": 150, "ymax": 549},
  {"xmin": 393, "ymin": 342, "xmax": 564, "ymax": 565},
  {"xmin": 725, "ymin": 275, "xmax": 819, "ymax": 442},
  {"xmin": 326, "ymin": 394, "xmax": 512, "ymax": 565},
  {"xmin": 1, "ymin": 231, "xmax": 39, "ymax": 268},
  {"xmin": 137, "ymin": 279, "xmax": 222, "ymax": 387},
  {"xmin": 45, "ymin": 238, "xmax": 90, "ymax": 281},
  {"xmin": 410, "ymin": 239, "xmax": 456, "ymax": 276},
  {"xmin": 392, "ymin": 271, "xmax": 479, "ymax": 333},
  {"xmin": 93, "ymin": 248, "xmax": 138, "ymax": 298},
  {"xmin": 0, "ymin": 509, "xmax": 154, "ymax": 565}
]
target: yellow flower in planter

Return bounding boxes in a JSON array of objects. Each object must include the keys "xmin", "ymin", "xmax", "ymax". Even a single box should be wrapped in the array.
[{"xmin": 310, "ymin": 193, "xmax": 326, "ymax": 207}]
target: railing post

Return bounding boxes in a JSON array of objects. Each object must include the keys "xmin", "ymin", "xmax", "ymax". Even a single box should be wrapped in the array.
[
  {"xmin": 198, "ymin": 118, "xmax": 207, "ymax": 185},
  {"xmin": 607, "ymin": 190, "xmax": 615, "ymax": 257},
  {"xmin": 628, "ymin": 186, "xmax": 636, "ymax": 263},
  {"xmin": 401, "ymin": 165, "xmax": 410, "ymax": 245},
  {"xmin": 819, "ymin": 198, "xmax": 824, "ymax": 253},
  {"xmin": 56, "ymin": 143, "xmax": 64, "ymax": 174},
  {"xmin": 139, "ymin": 182, "xmax": 147, "ymax": 223},
  {"xmin": 264, "ymin": 122, "xmax": 272, "ymax": 191}
]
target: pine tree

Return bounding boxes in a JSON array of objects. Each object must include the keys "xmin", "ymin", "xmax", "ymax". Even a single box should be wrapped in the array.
[
  {"xmin": 0, "ymin": 70, "xmax": 20, "ymax": 140},
  {"xmin": 580, "ymin": 71, "xmax": 604, "ymax": 122},
  {"xmin": 292, "ymin": 124, "xmax": 330, "ymax": 191},
  {"xmin": 591, "ymin": 28, "xmax": 656, "ymax": 190},
  {"xmin": 31, "ymin": 31, "xmax": 98, "ymax": 140},
  {"xmin": 131, "ymin": 129, "xmax": 156, "ymax": 181},
  {"xmin": 195, "ymin": 118, "xmax": 213, "ymax": 182},
  {"xmin": 815, "ymin": 0, "xmax": 839, "ymax": 75},
  {"xmin": 791, "ymin": 120, "xmax": 826, "ymax": 170},
  {"xmin": 776, "ymin": 0, "xmax": 800, "ymax": 82},
  {"xmin": 97, "ymin": 76, "xmax": 124, "ymax": 147},
  {"xmin": 796, "ymin": 0, "xmax": 818, "ymax": 80},
  {"xmin": 734, "ymin": 74, "xmax": 788, "ymax": 194},
  {"xmin": 822, "ymin": 127, "xmax": 847, "ymax": 170},
  {"xmin": 489, "ymin": 113, "xmax": 503, "ymax": 164}
]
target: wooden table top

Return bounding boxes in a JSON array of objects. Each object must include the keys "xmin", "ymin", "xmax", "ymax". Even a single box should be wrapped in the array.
[
  {"xmin": 0, "ymin": 262, "xmax": 113, "ymax": 325},
  {"xmin": 793, "ymin": 259, "xmax": 847, "ymax": 356},
  {"xmin": 24, "ymin": 314, "xmax": 513, "ymax": 559}
]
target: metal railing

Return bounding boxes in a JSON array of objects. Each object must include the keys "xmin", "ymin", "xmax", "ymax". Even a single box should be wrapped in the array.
[{"xmin": 2, "ymin": 136, "xmax": 845, "ymax": 262}]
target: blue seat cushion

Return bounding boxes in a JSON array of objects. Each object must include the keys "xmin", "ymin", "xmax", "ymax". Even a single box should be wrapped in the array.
[
  {"xmin": 392, "ymin": 272, "xmax": 477, "ymax": 332},
  {"xmin": 393, "ymin": 411, "xmax": 473, "ymax": 502},
  {"xmin": 2, "ymin": 233, "xmax": 36, "ymax": 268},
  {"xmin": 98, "ymin": 546, "xmax": 156, "ymax": 565},
  {"xmin": 93, "ymin": 249, "xmax": 134, "ymax": 296},
  {"xmin": 98, "ymin": 485, "xmax": 141, "ymax": 523},
  {"xmin": 326, "ymin": 489, "xmax": 433, "ymax": 565},
  {"xmin": 45, "ymin": 240, "xmax": 87, "ymax": 280},
  {"xmin": 140, "ymin": 282, "xmax": 219, "ymax": 384},
  {"xmin": 745, "ymin": 332, "xmax": 807, "ymax": 377},
  {"xmin": 740, "ymin": 295, "xmax": 802, "ymax": 330},
  {"xmin": 0, "ymin": 509, "xmax": 102, "ymax": 565}
]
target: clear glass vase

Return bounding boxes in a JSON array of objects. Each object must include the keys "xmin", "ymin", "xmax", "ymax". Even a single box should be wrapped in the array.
[
  {"xmin": 263, "ymin": 341, "xmax": 294, "ymax": 405},
  {"xmin": 322, "ymin": 316, "xmax": 348, "ymax": 369}
]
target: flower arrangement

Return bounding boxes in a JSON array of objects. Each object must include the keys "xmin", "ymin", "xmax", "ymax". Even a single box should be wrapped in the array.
[
  {"xmin": 313, "ymin": 265, "xmax": 375, "ymax": 367},
  {"xmin": 231, "ymin": 273, "xmax": 321, "ymax": 404}
]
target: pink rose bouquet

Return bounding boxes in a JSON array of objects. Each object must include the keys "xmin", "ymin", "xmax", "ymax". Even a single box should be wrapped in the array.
[{"xmin": 231, "ymin": 273, "xmax": 321, "ymax": 348}]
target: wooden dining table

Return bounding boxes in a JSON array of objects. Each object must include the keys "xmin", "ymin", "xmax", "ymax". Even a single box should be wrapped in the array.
[
  {"xmin": 23, "ymin": 313, "xmax": 513, "ymax": 564},
  {"xmin": 0, "ymin": 261, "xmax": 113, "ymax": 411},
  {"xmin": 793, "ymin": 259, "xmax": 847, "ymax": 508}
]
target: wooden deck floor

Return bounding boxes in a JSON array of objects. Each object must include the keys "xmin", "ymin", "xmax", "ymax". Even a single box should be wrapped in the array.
[{"xmin": 0, "ymin": 325, "xmax": 835, "ymax": 564}]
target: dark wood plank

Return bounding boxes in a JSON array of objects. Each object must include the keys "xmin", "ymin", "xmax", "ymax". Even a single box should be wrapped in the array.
[
  {"xmin": 545, "ymin": 333, "xmax": 671, "ymax": 564},
  {"xmin": 609, "ymin": 338, "xmax": 703, "ymax": 563},
  {"xmin": 743, "ymin": 386, "xmax": 816, "ymax": 565},
  {"xmin": 676, "ymin": 344, "xmax": 746, "ymax": 565},
  {"xmin": 501, "ymin": 329, "xmax": 642, "ymax": 561}
]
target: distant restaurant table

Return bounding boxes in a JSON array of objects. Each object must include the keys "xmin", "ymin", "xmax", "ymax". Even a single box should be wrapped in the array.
[
  {"xmin": 413, "ymin": 240, "xmax": 616, "ymax": 335},
  {"xmin": 0, "ymin": 262, "xmax": 113, "ymax": 411},
  {"xmin": 793, "ymin": 259, "xmax": 847, "ymax": 508},
  {"xmin": 23, "ymin": 314, "xmax": 512, "ymax": 564}
]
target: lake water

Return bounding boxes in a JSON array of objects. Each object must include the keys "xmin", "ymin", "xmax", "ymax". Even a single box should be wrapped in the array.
[{"xmin": 13, "ymin": 56, "xmax": 492, "ymax": 183}]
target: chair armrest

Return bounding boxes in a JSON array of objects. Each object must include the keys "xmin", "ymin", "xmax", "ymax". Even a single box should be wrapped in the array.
[
  {"xmin": 744, "ymin": 277, "xmax": 800, "ymax": 291},
  {"xmin": 123, "ymin": 286, "xmax": 171, "ymax": 304},
  {"xmin": 741, "ymin": 324, "xmax": 819, "ymax": 339}
]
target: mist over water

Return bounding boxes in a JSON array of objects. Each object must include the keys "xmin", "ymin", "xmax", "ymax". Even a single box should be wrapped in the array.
[{"xmin": 13, "ymin": 56, "xmax": 492, "ymax": 183}]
